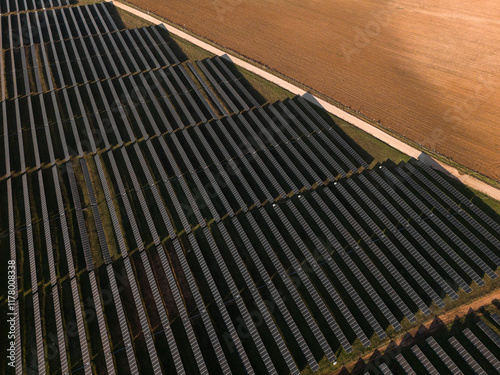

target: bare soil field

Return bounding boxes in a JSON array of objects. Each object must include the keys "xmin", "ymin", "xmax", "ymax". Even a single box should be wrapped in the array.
[{"xmin": 124, "ymin": 0, "xmax": 500, "ymax": 181}]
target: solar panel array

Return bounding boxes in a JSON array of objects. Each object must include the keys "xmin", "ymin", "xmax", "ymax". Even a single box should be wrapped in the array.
[
  {"xmin": 0, "ymin": 0, "xmax": 70, "ymax": 14},
  {"xmin": 2, "ymin": 1, "xmax": 500, "ymax": 374},
  {"xmin": 359, "ymin": 316, "xmax": 500, "ymax": 374}
]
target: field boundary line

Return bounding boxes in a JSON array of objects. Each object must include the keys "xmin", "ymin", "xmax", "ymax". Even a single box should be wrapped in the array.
[{"xmin": 106, "ymin": 0, "xmax": 500, "ymax": 202}]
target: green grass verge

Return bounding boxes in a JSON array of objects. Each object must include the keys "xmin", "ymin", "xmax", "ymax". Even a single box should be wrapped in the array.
[
  {"xmin": 115, "ymin": 7, "xmax": 154, "ymax": 28},
  {"xmin": 469, "ymin": 187, "xmax": 500, "ymax": 216},
  {"xmin": 74, "ymin": 0, "xmax": 104, "ymax": 6},
  {"xmin": 169, "ymin": 34, "xmax": 216, "ymax": 61},
  {"xmin": 331, "ymin": 114, "xmax": 411, "ymax": 167}
]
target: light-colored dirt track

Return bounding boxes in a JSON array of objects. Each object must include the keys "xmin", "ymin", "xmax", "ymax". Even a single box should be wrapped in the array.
[{"xmin": 119, "ymin": 0, "xmax": 500, "ymax": 181}]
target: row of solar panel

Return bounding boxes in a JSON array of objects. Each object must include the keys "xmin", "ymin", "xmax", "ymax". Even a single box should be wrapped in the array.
[
  {"xmin": 1, "ymin": 5, "xmax": 146, "ymax": 373},
  {"xmin": 0, "ymin": 0, "xmax": 69, "ymax": 14}
]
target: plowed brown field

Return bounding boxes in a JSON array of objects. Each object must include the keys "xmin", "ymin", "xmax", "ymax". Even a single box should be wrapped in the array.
[{"xmin": 127, "ymin": 0, "xmax": 500, "ymax": 180}]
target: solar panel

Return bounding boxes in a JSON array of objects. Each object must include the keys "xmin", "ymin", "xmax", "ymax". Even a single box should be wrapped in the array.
[
  {"xmin": 477, "ymin": 321, "xmax": 500, "ymax": 348},
  {"xmin": 15, "ymin": 142, "xmax": 46, "ymax": 373},
  {"xmin": 159, "ymin": 68, "xmax": 198, "ymax": 125},
  {"xmin": 122, "ymin": 29, "xmax": 153, "ymax": 71},
  {"xmin": 360, "ymin": 173, "xmax": 457, "ymax": 301},
  {"xmin": 297, "ymin": 96, "xmax": 369, "ymax": 168},
  {"xmin": 66, "ymin": 162, "xmax": 94, "ymax": 270},
  {"xmin": 204, "ymin": 121, "xmax": 264, "ymax": 205},
  {"xmin": 350, "ymin": 177, "xmax": 444, "ymax": 308},
  {"xmin": 226, "ymin": 218, "xmax": 302, "ymax": 373},
  {"xmin": 82, "ymin": 17, "xmax": 125, "ymax": 77},
  {"xmin": 189, "ymin": 231, "xmax": 255, "ymax": 374},
  {"xmin": 275, "ymin": 203, "xmax": 356, "ymax": 351},
  {"xmin": 162, "ymin": 107, "xmax": 332, "ymax": 368},
  {"xmin": 449, "ymin": 337, "xmax": 486, "ymax": 375},
  {"xmin": 238, "ymin": 112, "xmax": 300, "ymax": 192},
  {"xmin": 170, "ymin": 133, "xmax": 220, "ymax": 221},
  {"xmin": 193, "ymin": 127, "xmax": 248, "ymax": 210},
  {"xmin": 396, "ymin": 167, "xmax": 496, "ymax": 280},
  {"xmin": 30, "ymin": 158, "xmax": 70, "ymax": 375},
  {"xmin": 261, "ymin": 106, "xmax": 332, "ymax": 182},
  {"xmin": 19, "ymin": 17, "xmax": 34, "ymax": 94},
  {"xmin": 31, "ymin": 293, "xmax": 46, "ymax": 375},
  {"xmin": 379, "ymin": 362, "xmax": 393, "ymax": 375},
  {"xmin": 426, "ymin": 336, "xmax": 462, "ymax": 374},
  {"xmin": 246, "ymin": 110, "xmax": 314, "ymax": 188},
  {"xmin": 144, "ymin": 70, "xmax": 186, "ymax": 131},
  {"xmin": 89, "ymin": 271, "xmax": 116, "ymax": 375},
  {"xmin": 406, "ymin": 163, "xmax": 500, "ymax": 264},
  {"xmin": 3, "ymin": 93, "xmax": 21, "ymax": 372},
  {"xmin": 79, "ymin": 4, "xmax": 108, "ymax": 35},
  {"xmin": 50, "ymin": 284, "xmax": 69, "ymax": 374},
  {"xmin": 62, "ymin": 36, "xmax": 97, "ymax": 82},
  {"xmin": 206, "ymin": 58, "xmax": 249, "ymax": 111},
  {"xmin": 123, "ymin": 255, "xmax": 163, "ymax": 373},
  {"xmin": 203, "ymin": 226, "xmax": 277, "ymax": 374},
  {"xmin": 221, "ymin": 219, "xmax": 299, "ymax": 374},
  {"xmin": 17, "ymin": 2, "xmax": 500, "ymax": 373},
  {"xmin": 188, "ymin": 61, "xmax": 229, "ymax": 116},
  {"xmin": 58, "ymin": 170, "xmax": 114, "ymax": 373},
  {"xmin": 246, "ymin": 211, "xmax": 336, "ymax": 364},
  {"xmin": 177, "ymin": 64, "xmax": 219, "ymax": 119},
  {"xmin": 463, "ymin": 328, "xmax": 500, "ymax": 369},
  {"xmin": 337, "ymin": 181, "xmax": 425, "ymax": 318},
  {"xmin": 371, "ymin": 169, "xmax": 471, "ymax": 294},
  {"xmin": 411, "ymin": 345, "xmax": 439, "ymax": 375},
  {"xmin": 288, "ymin": 99, "xmax": 357, "ymax": 172},
  {"xmin": 383, "ymin": 167, "xmax": 485, "ymax": 287},
  {"xmin": 278, "ymin": 102, "xmax": 347, "ymax": 176},
  {"xmin": 69, "ymin": 275, "xmax": 93, "ymax": 375},
  {"xmin": 147, "ymin": 25, "xmax": 180, "ymax": 64},
  {"xmin": 168, "ymin": 66, "xmax": 207, "ymax": 123},
  {"xmin": 138, "ymin": 27, "xmax": 170, "ymax": 67},
  {"xmin": 300, "ymin": 192, "xmax": 387, "ymax": 340},
  {"xmin": 197, "ymin": 59, "xmax": 239, "ymax": 114},
  {"xmin": 321, "ymin": 186, "xmax": 405, "ymax": 330},
  {"xmin": 6, "ymin": 17, "xmax": 19, "ymax": 97},
  {"xmin": 92, "ymin": 156, "xmax": 141, "ymax": 374},
  {"xmin": 416, "ymin": 160, "xmax": 500, "ymax": 235},
  {"xmin": 227, "ymin": 115, "xmax": 291, "ymax": 195},
  {"xmin": 180, "ymin": 131, "xmax": 235, "ymax": 214},
  {"xmin": 104, "ymin": 76, "xmax": 239, "ymax": 372},
  {"xmin": 215, "ymin": 56, "xmax": 260, "ymax": 108},
  {"xmin": 491, "ymin": 313, "xmax": 500, "ymax": 327},
  {"xmin": 68, "ymin": 87, "xmax": 170, "ymax": 373}
]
